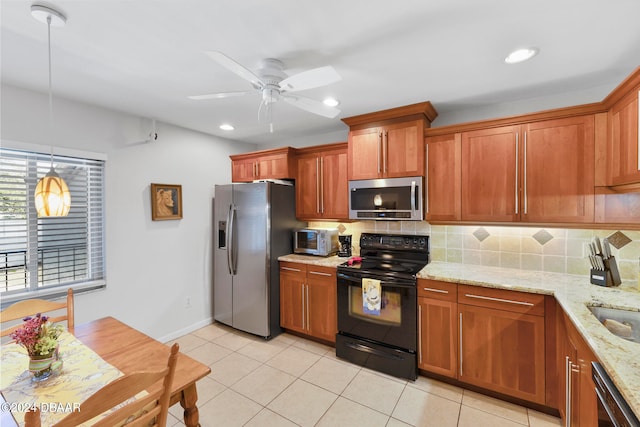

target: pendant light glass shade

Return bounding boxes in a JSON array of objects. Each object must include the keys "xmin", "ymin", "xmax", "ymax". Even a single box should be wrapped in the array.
[
  {"xmin": 31, "ymin": 4, "xmax": 71, "ymax": 217},
  {"xmin": 34, "ymin": 167, "xmax": 71, "ymax": 217}
]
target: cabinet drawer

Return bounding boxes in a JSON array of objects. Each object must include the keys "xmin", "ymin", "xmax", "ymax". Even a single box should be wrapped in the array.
[
  {"xmin": 417, "ymin": 279, "xmax": 457, "ymax": 301},
  {"xmin": 280, "ymin": 262, "xmax": 306, "ymax": 274},
  {"xmin": 307, "ymin": 265, "xmax": 336, "ymax": 279},
  {"xmin": 458, "ymin": 284, "xmax": 545, "ymax": 316}
]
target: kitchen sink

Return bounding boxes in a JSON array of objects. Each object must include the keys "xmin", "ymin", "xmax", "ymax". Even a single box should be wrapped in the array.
[{"xmin": 588, "ymin": 305, "xmax": 640, "ymax": 344}]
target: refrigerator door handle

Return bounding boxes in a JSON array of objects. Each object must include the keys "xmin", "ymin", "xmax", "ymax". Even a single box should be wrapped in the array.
[
  {"xmin": 226, "ymin": 204, "xmax": 233, "ymax": 275},
  {"xmin": 230, "ymin": 204, "xmax": 238, "ymax": 275},
  {"xmin": 227, "ymin": 204, "xmax": 238, "ymax": 275}
]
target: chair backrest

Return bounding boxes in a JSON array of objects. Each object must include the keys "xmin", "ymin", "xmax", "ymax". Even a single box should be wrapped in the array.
[
  {"xmin": 1, "ymin": 288, "xmax": 74, "ymax": 337},
  {"xmin": 45, "ymin": 343, "xmax": 180, "ymax": 427}
]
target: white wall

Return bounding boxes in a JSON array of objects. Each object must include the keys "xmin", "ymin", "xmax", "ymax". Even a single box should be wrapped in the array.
[{"xmin": 1, "ymin": 84, "xmax": 258, "ymax": 341}]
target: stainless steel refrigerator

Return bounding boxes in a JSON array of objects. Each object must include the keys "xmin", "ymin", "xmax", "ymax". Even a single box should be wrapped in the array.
[{"xmin": 213, "ymin": 181, "xmax": 302, "ymax": 339}]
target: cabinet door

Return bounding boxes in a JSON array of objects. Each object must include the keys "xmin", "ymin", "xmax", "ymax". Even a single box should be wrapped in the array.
[
  {"xmin": 522, "ymin": 116, "xmax": 595, "ymax": 223},
  {"xmin": 418, "ymin": 279, "xmax": 457, "ymax": 377},
  {"xmin": 256, "ymin": 153, "xmax": 290, "ymax": 180},
  {"xmin": 609, "ymin": 92, "xmax": 640, "ymax": 185},
  {"xmin": 459, "ymin": 304, "xmax": 546, "ymax": 404},
  {"xmin": 279, "ymin": 264, "xmax": 306, "ymax": 334},
  {"xmin": 321, "ymin": 149, "xmax": 349, "ymax": 219},
  {"xmin": 348, "ymin": 127, "xmax": 382, "ymax": 180},
  {"xmin": 418, "ymin": 297, "xmax": 457, "ymax": 377},
  {"xmin": 296, "ymin": 155, "xmax": 320, "ymax": 219},
  {"xmin": 562, "ymin": 311, "xmax": 598, "ymax": 427},
  {"xmin": 232, "ymin": 159, "xmax": 256, "ymax": 182},
  {"xmin": 425, "ymin": 134, "xmax": 461, "ymax": 221},
  {"xmin": 306, "ymin": 267, "xmax": 337, "ymax": 343},
  {"xmin": 461, "ymin": 126, "xmax": 520, "ymax": 222},
  {"xmin": 384, "ymin": 120, "xmax": 424, "ymax": 178}
]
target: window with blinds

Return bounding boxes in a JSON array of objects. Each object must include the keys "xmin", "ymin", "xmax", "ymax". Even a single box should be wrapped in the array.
[{"xmin": 0, "ymin": 148, "xmax": 105, "ymax": 297}]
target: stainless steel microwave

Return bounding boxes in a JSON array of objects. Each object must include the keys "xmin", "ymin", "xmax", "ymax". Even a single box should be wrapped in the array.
[
  {"xmin": 349, "ymin": 176, "xmax": 423, "ymax": 220},
  {"xmin": 294, "ymin": 228, "xmax": 339, "ymax": 256}
]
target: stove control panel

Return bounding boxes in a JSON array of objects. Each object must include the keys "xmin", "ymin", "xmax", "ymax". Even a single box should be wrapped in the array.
[{"xmin": 360, "ymin": 233, "xmax": 429, "ymax": 252}]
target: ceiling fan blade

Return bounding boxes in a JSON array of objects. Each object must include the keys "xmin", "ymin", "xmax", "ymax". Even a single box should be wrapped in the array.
[
  {"xmin": 204, "ymin": 51, "xmax": 265, "ymax": 88},
  {"xmin": 188, "ymin": 90, "xmax": 253, "ymax": 100},
  {"xmin": 282, "ymin": 94, "xmax": 340, "ymax": 118},
  {"xmin": 279, "ymin": 66, "xmax": 341, "ymax": 92}
]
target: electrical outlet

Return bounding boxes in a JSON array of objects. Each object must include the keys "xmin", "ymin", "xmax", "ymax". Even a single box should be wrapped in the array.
[{"xmin": 185, "ymin": 296, "xmax": 191, "ymax": 308}]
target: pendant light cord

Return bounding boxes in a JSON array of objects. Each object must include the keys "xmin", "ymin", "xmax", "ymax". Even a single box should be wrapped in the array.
[{"xmin": 47, "ymin": 15, "xmax": 54, "ymax": 168}]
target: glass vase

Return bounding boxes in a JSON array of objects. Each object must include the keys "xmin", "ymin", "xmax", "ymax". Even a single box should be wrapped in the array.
[{"xmin": 28, "ymin": 346, "xmax": 60, "ymax": 382}]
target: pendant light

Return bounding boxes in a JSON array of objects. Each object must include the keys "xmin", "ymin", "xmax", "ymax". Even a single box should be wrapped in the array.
[{"xmin": 32, "ymin": 4, "xmax": 71, "ymax": 217}]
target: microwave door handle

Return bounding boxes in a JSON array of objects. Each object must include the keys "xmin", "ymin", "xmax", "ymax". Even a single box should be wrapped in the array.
[{"xmin": 411, "ymin": 180, "xmax": 416, "ymax": 213}]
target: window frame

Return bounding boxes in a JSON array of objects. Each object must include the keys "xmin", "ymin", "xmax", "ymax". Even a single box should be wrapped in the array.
[{"xmin": 0, "ymin": 140, "xmax": 107, "ymax": 306}]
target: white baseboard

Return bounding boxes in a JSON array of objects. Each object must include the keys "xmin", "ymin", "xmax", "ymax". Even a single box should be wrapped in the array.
[{"xmin": 158, "ymin": 317, "xmax": 214, "ymax": 344}]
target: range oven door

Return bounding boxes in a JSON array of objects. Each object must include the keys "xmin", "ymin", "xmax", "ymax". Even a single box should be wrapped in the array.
[{"xmin": 337, "ymin": 271, "xmax": 417, "ymax": 352}]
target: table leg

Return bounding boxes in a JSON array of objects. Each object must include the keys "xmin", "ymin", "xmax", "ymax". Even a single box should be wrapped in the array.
[{"xmin": 180, "ymin": 384, "xmax": 201, "ymax": 427}]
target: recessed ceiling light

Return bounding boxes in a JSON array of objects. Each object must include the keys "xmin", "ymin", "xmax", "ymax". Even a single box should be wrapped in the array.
[
  {"xmin": 504, "ymin": 48, "xmax": 539, "ymax": 64},
  {"xmin": 323, "ymin": 97, "xmax": 340, "ymax": 107},
  {"xmin": 219, "ymin": 124, "xmax": 234, "ymax": 131}
]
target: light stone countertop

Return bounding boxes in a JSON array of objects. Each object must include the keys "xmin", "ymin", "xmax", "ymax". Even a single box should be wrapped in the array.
[
  {"xmin": 278, "ymin": 254, "xmax": 348, "ymax": 268},
  {"xmin": 277, "ymin": 254, "xmax": 640, "ymax": 418}
]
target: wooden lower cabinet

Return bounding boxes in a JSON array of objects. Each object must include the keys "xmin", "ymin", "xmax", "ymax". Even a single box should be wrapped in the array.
[
  {"xmin": 557, "ymin": 307, "xmax": 598, "ymax": 427},
  {"xmin": 417, "ymin": 279, "xmax": 457, "ymax": 377},
  {"xmin": 457, "ymin": 285, "xmax": 546, "ymax": 404},
  {"xmin": 279, "ymin": 262, "xmax": 337, "ymax": 343}
]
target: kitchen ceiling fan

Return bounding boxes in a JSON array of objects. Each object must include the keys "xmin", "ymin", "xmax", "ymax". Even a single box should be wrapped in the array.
[{"xmin": 189, "ymin": 51, "xmax": 342, "ymax": 129}]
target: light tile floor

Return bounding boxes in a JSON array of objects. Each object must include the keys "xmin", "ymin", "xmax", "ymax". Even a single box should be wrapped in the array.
[{"xmin": 166, "ymin": 323, "xmax": 562, "ymax": 427}]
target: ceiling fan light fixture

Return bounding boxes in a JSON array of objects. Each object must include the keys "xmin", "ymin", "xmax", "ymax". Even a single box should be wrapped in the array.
[
  {"xmin": 323, "ymin": 97, "xmax": 339, "ymax": 107},
  {"xmin": 219, "ymin": 123, "xmax": 235, "ymax": 131},
  {"xmin": 504, "ymin": 47, "xmax": 539, "ymax": 64},
  {"xmin": 31, "ymin": 3, "xmax": 71, "ymax": 217}
]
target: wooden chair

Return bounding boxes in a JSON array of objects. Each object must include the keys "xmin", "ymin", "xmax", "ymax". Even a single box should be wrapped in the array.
[
  {"xmin": 25, "ymin": 343, "xmax": 180, "ymax": 427},
  {"xmin": 1, "ymin": 288, "xmax": 74, "ymax": 337}
]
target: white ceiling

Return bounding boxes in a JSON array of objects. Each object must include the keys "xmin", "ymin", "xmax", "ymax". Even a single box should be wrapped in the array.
[{"xmin": 2, "ymin": 0, "xmax": 640, "ymax": 145}]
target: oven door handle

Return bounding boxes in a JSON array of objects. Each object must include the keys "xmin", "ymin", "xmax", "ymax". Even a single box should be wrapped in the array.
[
  {"xmin": 337, "ymin": 273, "xmax": 417, "ymax": 288},
  {"xmin": 345, "ymin": 341, "xmax": 405, "ymax": 361}
]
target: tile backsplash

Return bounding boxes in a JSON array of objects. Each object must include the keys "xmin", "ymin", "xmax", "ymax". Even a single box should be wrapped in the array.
[{"xmin": 308, "ymin": 221, "xmax": 640, "ymax": 282}]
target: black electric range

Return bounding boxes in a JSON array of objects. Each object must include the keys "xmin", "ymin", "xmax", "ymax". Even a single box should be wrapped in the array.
[{"xmin": 335, "ymin": 232, "xmax": 429, "ymax": 380}]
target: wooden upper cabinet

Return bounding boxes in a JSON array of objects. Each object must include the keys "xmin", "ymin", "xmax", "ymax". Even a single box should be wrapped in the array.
[
  {"xmin": 461, "ymin": 125, "xmax": 520, "ymax": 222},
  {"xmin": 425, "ymin": 133, "xmax": 461, "ymax": 221},
  {"xmin": 608, "ymin": 89, "xmax": 640, "ymax": 186},
  {"xmin": 460, "ymin": 116, "xmax": 595, "ymax": 224},
  {"xmin": 230, "ymin": 147, "xmax": 296, "ymax": 182},
  {"xmin": 601, "ymin": 68, "xmax": 640, "ymax": 189},
  {"xmin": 348, "ymin": 127, "xmax": 383, "ymax": 180},
  {"xmin": 295, "ymin": 143, "xmax": 348, "ymax": 220},
  {"xmin": 343, "ymin": 102, "xmax": 438, "ymax": 180},
  {"xmin": 522, "ymin": 116, "xmax": 595, "ymax": 223}
]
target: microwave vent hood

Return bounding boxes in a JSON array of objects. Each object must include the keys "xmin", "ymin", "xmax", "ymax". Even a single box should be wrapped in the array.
[{"xmin": 348, "ymin": 176, "xmax": 423, "ymax": 221}]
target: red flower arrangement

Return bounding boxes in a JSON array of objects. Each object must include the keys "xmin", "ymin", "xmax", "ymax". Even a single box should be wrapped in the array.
[{"xmin": 10, "ymin": 313, "xmax": 64, "ymax": 356}]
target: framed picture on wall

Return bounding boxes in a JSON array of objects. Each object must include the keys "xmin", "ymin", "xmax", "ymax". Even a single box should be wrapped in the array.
[{"xmin": 151, "ymin": 183, "xmax": 183, "ymax": 220}]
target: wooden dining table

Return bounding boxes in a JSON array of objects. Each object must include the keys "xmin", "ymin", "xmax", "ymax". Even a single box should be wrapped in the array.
[
  {"xmin": 72, "ymin": 316, "xmax": 212, "ymax": 427},
  {"xmin": 2, "ymin": 316, "xmax": 211, "ymax": 427}
]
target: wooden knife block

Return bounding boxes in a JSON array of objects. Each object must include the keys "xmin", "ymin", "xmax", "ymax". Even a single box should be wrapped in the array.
[{"xmin": 590, "ymin": 256, "xmax": 622, "ymax": 287}]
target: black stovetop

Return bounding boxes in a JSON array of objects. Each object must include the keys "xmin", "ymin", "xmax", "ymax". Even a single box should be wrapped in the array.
[{"xmin": 337, "ymin": 233, "xmax": 429, "ymax": 281}]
